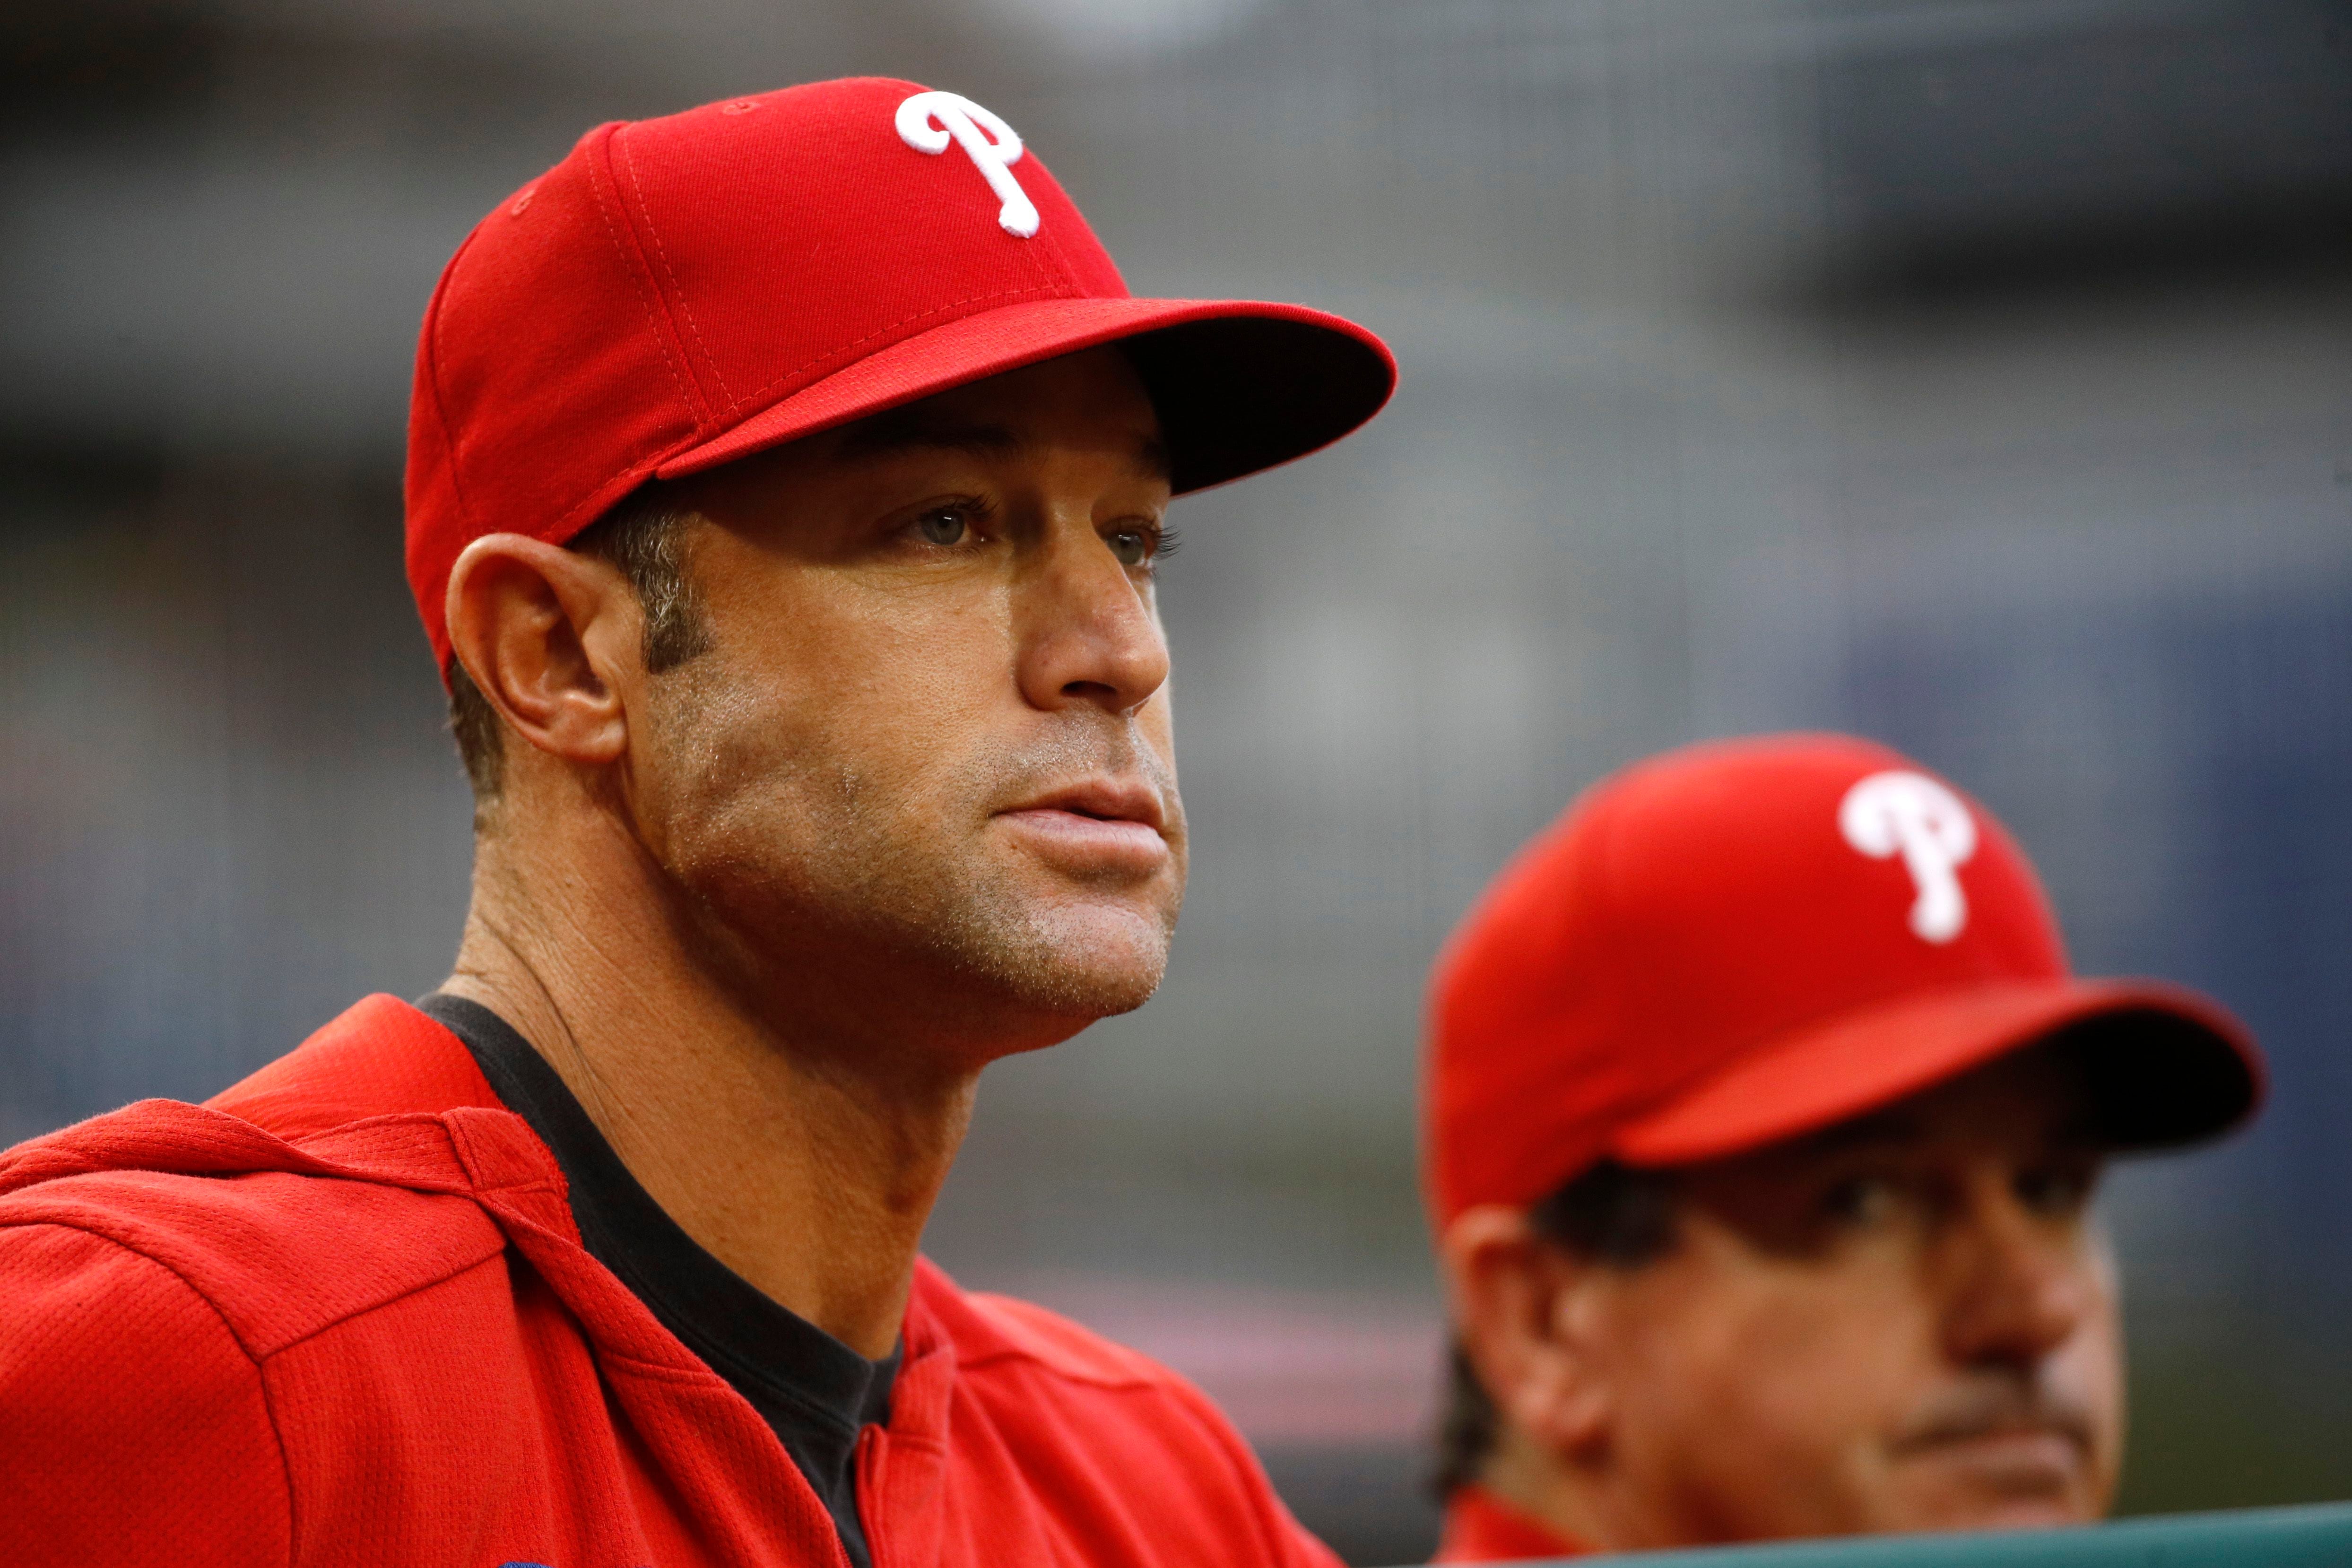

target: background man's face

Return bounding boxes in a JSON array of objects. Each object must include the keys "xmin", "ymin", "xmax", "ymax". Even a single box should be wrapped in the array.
[
  {"xmin": 1597, "ymin": 1048, "xmax": 2123, "ymax": 1542},
  {"xmin": 624, "ymin": 347, "xmax": 1186, "ymax": 1057}
]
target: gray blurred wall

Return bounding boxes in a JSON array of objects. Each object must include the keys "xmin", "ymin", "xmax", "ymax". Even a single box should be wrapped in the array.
[{"xmin": 4, "ymin": 3, "xmax": 2350, "ymax": 1561}]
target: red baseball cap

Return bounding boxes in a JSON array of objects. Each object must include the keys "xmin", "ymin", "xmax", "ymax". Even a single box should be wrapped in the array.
[
  {"xmin": 1423, "ymin": 733, "xmax": 2264, "ymax": 1226},
  {"xmin": 404, "ymin": 77, "xmax": 1396, "ymax": 672}
]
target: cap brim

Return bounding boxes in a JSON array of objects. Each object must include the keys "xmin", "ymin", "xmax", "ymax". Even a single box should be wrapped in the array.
[
  {"xmin": 1611, "ymin": 978, "xmax": 2265, "ymax": 1167},
  {"xmin": 654, "ymin": 296, "xmax": 1396, "ymax": 495}
]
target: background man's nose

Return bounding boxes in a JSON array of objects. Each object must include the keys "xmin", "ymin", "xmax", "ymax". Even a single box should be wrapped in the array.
[{"xmin": 1939, "ymin": 1176, "xmax": 2095, "ymax": 1369}]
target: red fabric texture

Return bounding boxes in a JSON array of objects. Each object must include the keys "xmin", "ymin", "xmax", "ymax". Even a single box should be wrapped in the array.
[
  {"xmin": 0, "ymin": 996, "xmax": 1343, "ymax": 1568},
  {"xmin": 1423, "ymin": 733, "xmax": 2263, "ymax": 1224},
  {"xmin": 1430, "ymin": 1486, "xmax": 1588, "ymax": 1562},
  {"xmin": 405, "ymin": 76, "xmax": 1395, "ymax": 674}
]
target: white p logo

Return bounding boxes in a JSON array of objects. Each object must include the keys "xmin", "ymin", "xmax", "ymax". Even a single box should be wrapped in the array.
[
  {"xmin": 1838, "ymin": 771, "xmax": 1979, "ymax": 944},
  {"xmin": 895, "ymin": 90, "xmax": 1039, "ymax": 238}
]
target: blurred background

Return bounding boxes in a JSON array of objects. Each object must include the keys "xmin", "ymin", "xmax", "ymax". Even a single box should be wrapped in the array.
[{"xmin": 4, "ymin": 0, "xmax": 2349, "ymax": 1559}]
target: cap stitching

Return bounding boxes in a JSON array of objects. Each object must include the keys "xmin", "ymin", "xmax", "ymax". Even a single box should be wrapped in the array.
[
  {"xmin": 1021, "ymin": 181, "xmax": 1093, "ymax": 296},
  {"xmin": 582, "ymin": 125, "xmax": 704, "ymax": 433},
  {"xmin": 619, "ymin": 133, "xmax": 738, "ymax": 414},
  {"xmin": 724, "ymin": 278, "xmax": 1077, "ymax": 411},
  {"xmin": 540, "ymin": 460, "xmax": 666, "ymax": 550}
]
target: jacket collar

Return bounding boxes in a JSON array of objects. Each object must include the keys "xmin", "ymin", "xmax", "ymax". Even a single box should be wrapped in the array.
[
  {"xmin": 2, "ymin": 992, "xmax": 966, "ymax": 1394},
  {"xmin": 1435, "ymin": 1484, "xmax": 1591, "ymax": 1561}
]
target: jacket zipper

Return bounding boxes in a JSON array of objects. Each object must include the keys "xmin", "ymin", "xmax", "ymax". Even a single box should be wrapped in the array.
[{"xmin": 854, "ymin": 1423, "xmax": 888, "ymax": 1568}]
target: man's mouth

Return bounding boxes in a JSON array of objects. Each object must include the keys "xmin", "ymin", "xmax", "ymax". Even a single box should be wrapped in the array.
[
  {"xmin": 1882, "ymin": 1368, "xmax": 2104, "ymax": 1512},
  {"xmin": 1006, "ymin": 778, "xmax": 1164, "ymax": 830},
  {"xmin": 1891, "ymin": 1403, "xmax": 2094, "ymax": 1456},
  {"xmin": 1896, "ymin": 1423, "xmax": 2084, "ymax": 1460},
  {"xmin": 996, "ymin": 779, "xmax": 1170, "ymax": 869},
  {"xmin": 1887, "ymin": 1411, "xmax": 2095, "ymax": 1501}
]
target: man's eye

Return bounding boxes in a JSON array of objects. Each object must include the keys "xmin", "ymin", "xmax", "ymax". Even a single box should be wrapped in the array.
[
  {"xmin": 1108, "ymin": 528, "xmax": 1153, "ymax": 567},
  {"xmin": 1822, "ymin": 1174, "xmax": 1901, "ymax": 1229},
  {"xmin": 917, "ymin": 508, "xmax": 970, "ymax": 546},
  {"xmin": 2016, "ymin": 1163, "xmax": 2096, "ymax": 1217}
]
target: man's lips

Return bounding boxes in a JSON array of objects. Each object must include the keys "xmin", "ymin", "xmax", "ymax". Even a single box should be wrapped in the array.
[
  {"xmin": 1888, "ymin": 1420, "xmax": 2092, "ymax": 1481},
  {"xmin": 1000, "ymin": 778, "xmax": 1166, "ymax": 831},
  {"xmin": 995, "ymin": 778, "xmax": 1171, "ymax": 867},
  {"xmin": 1888, "ymin": 1380, "xmax": 2096, "ymax": 1465}
]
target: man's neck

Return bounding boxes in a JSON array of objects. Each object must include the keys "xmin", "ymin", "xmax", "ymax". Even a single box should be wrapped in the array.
[
  {"xmin": 1480, "ymin": 1425, "xmax": 1642, "ymax": 1554},
  {"xmin": 443, "ymin": 817, "xmax": 977, "ymax": 1360}
]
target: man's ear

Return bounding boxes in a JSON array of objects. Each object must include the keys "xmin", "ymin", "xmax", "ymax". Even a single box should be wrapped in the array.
[
  {"xmin": 1442, "ymin": 1204, "xmax": 1614, "ymax": 1460},
  {"xmin": 445, "ymin": 533, "xmax": 642, "ymax": 774}
]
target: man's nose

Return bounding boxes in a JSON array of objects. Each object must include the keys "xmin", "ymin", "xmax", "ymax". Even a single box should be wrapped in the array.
[
  {"xmin": 1938, "ymin": 1178, "xmax": 2097, "ymax": 1369},
  {"xmin": 1014, "ymin": 519, "xmax": 1172, "ymax": 716}
]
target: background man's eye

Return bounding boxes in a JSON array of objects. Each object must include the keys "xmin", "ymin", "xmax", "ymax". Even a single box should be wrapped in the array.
[
  {"xmin": 1109, "ymin": 529, "xmax": 1152, "ymax": 566},
  {"xmin": 1823, "ymin": 1174, "xmax": 1900, "ymax": 1228},
  {"xmin": 918, "ymin": 509, "xmax": 969, "ymax": 546},
  {"xmin": 2017, "ymin": 1164, "xmax": 2094, "ymax": 1216}
]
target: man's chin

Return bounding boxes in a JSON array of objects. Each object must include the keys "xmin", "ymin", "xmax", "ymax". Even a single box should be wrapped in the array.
[{"xmin": 949, "ymin": 900, "xmax": 1175, "ymax": 1037}]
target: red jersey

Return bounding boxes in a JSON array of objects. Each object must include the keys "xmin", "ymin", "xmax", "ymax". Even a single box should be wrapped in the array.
[
  {"xmin": 0, "ymin": 995, "xmax": 1343, "ymax": 1568},
  {"xmin": 1431, "ymin": 1485, "xmax": 1590, "ymax": 1562}
]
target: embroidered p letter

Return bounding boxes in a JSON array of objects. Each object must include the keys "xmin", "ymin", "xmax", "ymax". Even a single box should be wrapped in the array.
[
  {"xmin": 895, "ymin": 90, "xmax": 1039, "ymax": 238},
  {"xmin": 1838, "ymin": 771, "xmax": 1979, "ymax": 944}
]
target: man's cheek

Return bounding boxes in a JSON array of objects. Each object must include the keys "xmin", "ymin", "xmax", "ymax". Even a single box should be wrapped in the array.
[
  {"xmin": 1720, "ymin": 1288, "xmax": 1917, "ymax": 1520},
  {"xmin": 1640, "ymin": 1350, "xmax": 1835, "ymax": 1541},
  {"xmin": 2049, "ymin": 1310, "xmax": 2126, "ymax": 1499}
]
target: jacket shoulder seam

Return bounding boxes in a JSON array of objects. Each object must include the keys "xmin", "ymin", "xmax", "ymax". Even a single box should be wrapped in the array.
[
  {"xmin": 946, "ymin": 1292, "xmax": 1182, "ymax": 1391},
  {"xmin": 0, "ymin": 1183, "xmax": 511, "ymax": 1360},
  {"xmin": 949, "ymin": 1341, "xmax": 1168, "ymax": 1388},
  {"xmin": 261, "ymin": 1243, "xmax": 512, "ymax": 1359},
  {"xmin": 12, "ymin": 1221, "xmax": 297, "ymax": 1568}
]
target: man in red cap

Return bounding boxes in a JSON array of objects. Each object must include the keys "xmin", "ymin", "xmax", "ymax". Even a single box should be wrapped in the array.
[
  {"xmin": 1423, "ymin": 733, "xmax": 2263, "ymax": 1559},
  {"xmin": 0, "ymin": 80, "xmax": 1391, "ymax": 1567}
]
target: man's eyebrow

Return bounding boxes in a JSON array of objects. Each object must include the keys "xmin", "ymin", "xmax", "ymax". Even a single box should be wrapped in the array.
[
  {"xmin": 1134, "ymin": 434, "xmax": 1172, "ymax": 482},
  {"xmin": 832, "ymin": 413, "xmax": 1174, "ymax": 481},
  {"xmin": 833, "ymin": 415, "xmax": 1024, "ymax": 462},
  {"xmin": 1789, "ymin": 1108, "xmax": 1924, "ymax": 1155}
]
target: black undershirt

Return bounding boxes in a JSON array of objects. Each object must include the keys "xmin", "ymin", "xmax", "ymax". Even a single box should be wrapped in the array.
[{"xmin": 418, "ymin": 994, "xmax": 896, "ymax": 1568}]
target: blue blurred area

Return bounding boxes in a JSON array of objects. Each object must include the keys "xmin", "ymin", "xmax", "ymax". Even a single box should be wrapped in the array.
[
  {"xmin": 1851, "ymin": 579, "xmax": 2352, "ymax": 1298},
  {"xmin": 1840, "ymin": 550, "xmax": 2352, "ymax": 1512}
]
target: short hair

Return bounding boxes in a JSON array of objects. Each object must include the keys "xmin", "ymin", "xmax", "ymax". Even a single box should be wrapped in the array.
[
  {"xmin": 1432, "ymin": 1160, "xmax": 1683, "ymax": 1498},
  {"xmin": 445, "ymin": 479, "xmax": 713, "ymax": 813}
]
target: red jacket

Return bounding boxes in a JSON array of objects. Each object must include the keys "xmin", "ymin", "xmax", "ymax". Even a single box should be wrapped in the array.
[
  {"xmin": 0, "ymin": 996, "xmax": 1343, "ymax": 1568},
  {"xmin": 1430, "ymin": 1487, "xmax": 1589, "ymax": 1562}
]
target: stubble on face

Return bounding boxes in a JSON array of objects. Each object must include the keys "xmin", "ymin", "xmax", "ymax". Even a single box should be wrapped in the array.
[
  {"xmin": 1873, "ymin": 1344, "xmax": 2111, "ymax": 1530},
  {"xmin": 1613, "ymin": 1226, "xmax": 2118, "ymax": 1546},
  {"xmin": 613, "ymin": 351, "xmax": 1188, "ymax": 1059},
  {"xmin": 1599, "ymin": 1050, "xmax": 2123, "ymax": 1545},
  {"xmin": 623, "ymin": 600, "xmax": 1186, "ymax": 1056}
]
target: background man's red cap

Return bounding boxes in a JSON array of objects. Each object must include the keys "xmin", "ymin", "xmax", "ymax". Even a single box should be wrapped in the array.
[
  {"xmin": 404, "ymin": 76, "xmax": 1396, "ymax": 673},
  {"xmin": 1423, "ymin": 733, "xmax": 2265, "ymax": 1227}
]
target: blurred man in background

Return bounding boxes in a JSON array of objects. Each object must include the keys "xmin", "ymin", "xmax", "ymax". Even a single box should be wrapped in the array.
[
  {"xmin": 1422, "ymin": 734, "xmax": 2264, "ymax": 1559},
  {"xmin": 0, "ymin": 78, "xmax": 1392, "ymax": 1567}
]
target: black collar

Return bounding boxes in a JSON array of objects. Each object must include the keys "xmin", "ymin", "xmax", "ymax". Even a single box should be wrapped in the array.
[{"xmin": 418, "ymin": 992, "xmax": 896, "ymax": 1568}]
